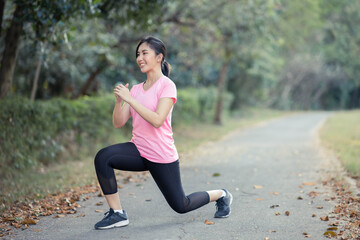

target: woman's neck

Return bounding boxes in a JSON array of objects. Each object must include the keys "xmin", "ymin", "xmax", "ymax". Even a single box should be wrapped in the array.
[{"xmin": 146, "ymin": 69, "xmax": 163, "ymax": 84}]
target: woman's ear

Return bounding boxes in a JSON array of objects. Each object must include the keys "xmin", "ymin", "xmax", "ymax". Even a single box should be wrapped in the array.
[{"xmin": 157, "ymin": 53, "xmax": 163, "ymax": 62}]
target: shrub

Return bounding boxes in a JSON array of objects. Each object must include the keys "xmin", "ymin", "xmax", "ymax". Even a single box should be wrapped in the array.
[{"xmin": 0, "ymin": 87, "xmax": 232, "ymax": 176}]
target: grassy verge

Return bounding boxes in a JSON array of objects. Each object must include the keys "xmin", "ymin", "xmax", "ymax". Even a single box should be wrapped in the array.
[
  {"xmin": 320, "ymin": 110, "xmax": 360, "ymax": 177},
  {"xmin": 1, "ymin": 108, "xmax": 287, "ymax": 210}
]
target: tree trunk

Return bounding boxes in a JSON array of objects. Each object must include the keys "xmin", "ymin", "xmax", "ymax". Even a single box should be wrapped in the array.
[
  {"xmin": 214, "ymin": 57, "xmax": 230, "ymax": 125},
  {"xmin": 30, "ymin": 41, "xmax": 46, "ymax": 101},
  {"xmin": 0, "ymin": 0, "xmax": 6, "ymax": 39},
  {"xmin": 30, "ymin": 58, "xmax": 42, "ymax": 101},
  {"xmin": 72, "ymin": 64, "xmax": 106, "ymax": 99},
  {"xmin": 0, "ymin": 4, "xmax": 23, "ymax": 98}
]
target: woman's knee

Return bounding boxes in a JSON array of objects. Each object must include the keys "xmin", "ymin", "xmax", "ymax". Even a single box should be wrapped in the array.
[
  {"xmin": 94, "ymin": 147, "xmax": 108, "ymax": 168},
  {"xmin": 169, "ymin": 201, "xmax": 187, "ymax": 214},
  {"xmin": 172, "ymin": 206, "xmax": 187, "ymax": 214}
]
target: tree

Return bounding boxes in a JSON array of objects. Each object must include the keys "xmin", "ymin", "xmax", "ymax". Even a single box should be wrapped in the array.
[
  {"xmin": 320, "ymin": 0, "xmax": 360, "ymax": 108},
  {"xmin": 0, "ymin": 0, "xmax": 93, "ymax": 98},
  {"xmin": 0, "ymin": 0, "xmax": 167, "ymax": 99}
]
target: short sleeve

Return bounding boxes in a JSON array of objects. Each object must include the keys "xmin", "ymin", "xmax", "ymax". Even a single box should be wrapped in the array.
[{"xmin": 160, "ymin": 79, "xmax": 177, "ymax": 104}]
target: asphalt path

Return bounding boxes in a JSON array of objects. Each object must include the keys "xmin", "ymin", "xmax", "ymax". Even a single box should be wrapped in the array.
[{"xmin": 10, "ymin": 112, "xmax": 339, "ymax": 240}]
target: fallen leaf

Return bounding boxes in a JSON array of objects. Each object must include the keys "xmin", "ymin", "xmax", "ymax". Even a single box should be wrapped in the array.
[
  {"xmin": 285, "ymin": 211, "xmax": 290, "ymax": 216},
  {"xmin": 22, "ymin": 218, "xmax": 37, "ymax": 225},
  {"xmin": 254, "ymin": 185, "xmax": 263, "ymax": 189},
  {"xmin": 53, "ymin": 214, "xmax": 65, "ymax": 218},
  {"xmin": 256, "ymin": 198, "xmax": 263, "ymax": 201},
  {"xmin": 212, "ymin": 173, "xmax": 221, "ymax": 177},
  {"xmin": 204, "ymin": 219, "xmax": 214, "ymax": 225},
  {"xmin": 297, "ymin": 196, "xmax": 303, "ymax": 200},
  {"xmin": 95, "ymin": 210, "xmax": 104, "ymax": 213},
  {"xmin": 275, "ymin": 212, "xmax": 281, "ymax": 216},
  {"xmin": 96, "ymin": 202, "xmax": 103, "ymax": 206},
  {"xmin": 303, "ymin": 182, "xmax": 316, "ymax": 186},
  {"xmin": 31, "ymin": 229, "xmax": 42, "ymax": 232},
  {"xmin": 270, "ymin": 204, "xmax": 280, "ymax": 208},
  {"xmin": 308, "ymin": 191, "xmax": 319, "ymax": 198},
  {"xmin": 11, "ymin": 223, "xmax": 22, "ymax": 228},
  {"xmin": 320, "ymin": 216, "xmax": 329, "ymax": 221},
  {"xmin": 264, "ymin": 237, "xmax": 270, "ymax": 240},
  {"xmin": 269, "ymin": 192, "xmax": 279, "ymax": 195},
  {"xmin": 312, "ymin": 214, "xmax": 316, "ymax": 217},
  {"xmin": 323, "ymin": 231, "xmax": 337, "ymax": 237},
  {"xmin": 327, "ymin": 227, "xmax": 338, "ymax": 231},
  {"xmin": 316, "ymin": 206, "xmax": 323, "ymax": 209}
]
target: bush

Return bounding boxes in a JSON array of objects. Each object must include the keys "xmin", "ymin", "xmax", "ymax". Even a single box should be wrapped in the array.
[
  {"xmin": 0, "ymin": 87, "xmax": 232, "ymax": 176},
  {"xmin": 174, "ymin": 87, "xmax": 233, "ymax": 124},
  {"xmin": 0, "ymin": 95, "xmax": 126, "ymax": 173}
]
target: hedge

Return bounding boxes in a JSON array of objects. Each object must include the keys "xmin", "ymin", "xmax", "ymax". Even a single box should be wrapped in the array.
[{"xmin": 0, "ymin": 87, "xmax": 232, "ymax": 174}]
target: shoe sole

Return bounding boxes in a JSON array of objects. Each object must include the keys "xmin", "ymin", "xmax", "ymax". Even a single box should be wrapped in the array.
[
  {"xmin": 214, "ymin": 191, "xmax": 233, "ymax": 218},
  {"xmin": 95, "ymin": 219, "xmax": 129, "ymax": 230}
]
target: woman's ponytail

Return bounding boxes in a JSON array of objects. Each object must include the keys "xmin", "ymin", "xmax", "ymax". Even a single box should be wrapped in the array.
[{"xmin": 162, "ymin": 60, "xmax": 171, "ymax": 77}]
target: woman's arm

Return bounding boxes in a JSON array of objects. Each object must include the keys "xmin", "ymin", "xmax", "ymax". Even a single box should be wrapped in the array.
[
  {"xmin": 112, "ymin": 101, "xmax": 131, "ymax": 128},
  {"xmin": 115, "ymin": 84, "xmax": 174, "ymax": 128},
  {"xmin": 113, "ymin": 83, "xmax": 131, "ymax": 128}
]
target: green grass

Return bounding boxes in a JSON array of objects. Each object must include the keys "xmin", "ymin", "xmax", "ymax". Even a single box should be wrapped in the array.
[
  {"xmin": 320, "ymin": 110, "xmax": 360, "ymax": 177},
  {"xmin": 1, "ymin": 108, "xmax": 287, "ymax": 210}
]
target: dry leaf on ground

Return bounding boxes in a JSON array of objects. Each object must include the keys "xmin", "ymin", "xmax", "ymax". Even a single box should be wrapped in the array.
[
  {"xmin": 303, "ymin": 182, "xmax": 316, "ymax": 186},
  {"xmin": 204, "ymin": 219, "xmax": 214, "ymax": 225}
]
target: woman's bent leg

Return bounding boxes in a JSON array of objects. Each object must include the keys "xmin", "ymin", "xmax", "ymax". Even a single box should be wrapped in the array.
[
  {"xmin": 94, "ymin": 142, "xmax": 146, "ymax": 195},
  {"xmin": 145, "ymin": 159, "xmax": 210, "ymax": 214}
]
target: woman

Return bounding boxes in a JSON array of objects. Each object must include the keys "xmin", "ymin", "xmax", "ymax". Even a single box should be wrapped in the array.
[{"xmin": 94, "ymin": 36, "xmax": 232, "ymax": 230}]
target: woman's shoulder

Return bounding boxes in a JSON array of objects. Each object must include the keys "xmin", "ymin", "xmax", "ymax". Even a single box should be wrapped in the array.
[{"xmin": 160, "ymin": 76, "xmax": 176, "ymax": 88}]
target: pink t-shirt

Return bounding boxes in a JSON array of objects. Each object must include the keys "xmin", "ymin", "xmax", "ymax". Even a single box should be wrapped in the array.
[{"xmin": 129, "ymin": 76, "xmax": 179, "ymax": 163}]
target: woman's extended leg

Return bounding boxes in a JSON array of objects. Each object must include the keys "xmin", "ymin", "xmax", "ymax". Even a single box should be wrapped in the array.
[
  {"xmin": 144, "ymin": 159, "xmax": 209, "ymax": 213},
  {"xmin": 144, "ymin": 159, "xmax": 232, "ymax": 217}
]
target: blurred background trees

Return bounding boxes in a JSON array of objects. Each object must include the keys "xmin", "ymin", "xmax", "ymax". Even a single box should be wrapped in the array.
[{"xmin": 1, "ymin": 0, "xmax": 360, "ymax": 114}]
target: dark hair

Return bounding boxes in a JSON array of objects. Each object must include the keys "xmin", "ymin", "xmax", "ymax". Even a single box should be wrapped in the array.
[{"xmin": 136, "ymin": 36, "xmax": 171, "ymax": 77}]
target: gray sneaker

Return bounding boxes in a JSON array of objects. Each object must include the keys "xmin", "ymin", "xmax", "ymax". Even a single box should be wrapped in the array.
[
  {"xmin": 94, "ymin": 208, "xmax": 129, "ymax": 230},
  {"xmin": 214, "ymin": 189, "xmax": 233, "ymax": 218}
]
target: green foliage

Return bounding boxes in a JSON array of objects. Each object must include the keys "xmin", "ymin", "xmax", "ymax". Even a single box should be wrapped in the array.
[
  {"xmin": 4, "ymin": 0, "xmax": 360, "ymax": 110},
  {"xmin": 174, "ymin": 87, "xmax": 233, "ymax": 124},
  {"xmin": 0, "ymin": 87, "xmax": 232, "ymax": 177},
  {"xmin": 0, "ymin": 95, "xmax": 121, "ymax": 173}
]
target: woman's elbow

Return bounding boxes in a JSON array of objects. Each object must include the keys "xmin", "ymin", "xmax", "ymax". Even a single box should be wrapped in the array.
[
  {"xmin": 152, "ymin": 119, "xmax": 164, "ymax": 128},
  {"xmin": 113, "ymin": 121, "xmax": 125, "ymax": 129}
]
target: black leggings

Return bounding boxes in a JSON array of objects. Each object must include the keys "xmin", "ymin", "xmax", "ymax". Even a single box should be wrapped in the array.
[{"xmin": 94, "ymin": 142, "xmax": 210, "ymax": 214}]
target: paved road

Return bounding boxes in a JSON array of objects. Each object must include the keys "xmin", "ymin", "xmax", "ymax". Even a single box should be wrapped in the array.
[{"xmin": 11, "ymin": 112, "xmax": 337, "ymax": 240}]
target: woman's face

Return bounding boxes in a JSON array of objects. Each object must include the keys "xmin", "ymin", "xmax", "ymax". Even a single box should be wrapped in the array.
[{"xmin": 136, "ymin": 43, "xmax": 162, "ymax": 73}]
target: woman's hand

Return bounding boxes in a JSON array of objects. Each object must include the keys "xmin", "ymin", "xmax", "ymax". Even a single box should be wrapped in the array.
[{"xmin": 114, "ymin": 83, "xmax": 130, "ymax": 103}]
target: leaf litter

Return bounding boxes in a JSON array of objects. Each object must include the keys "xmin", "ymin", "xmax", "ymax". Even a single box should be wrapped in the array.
[
  {"xmin": 0, "ymin": 171, "xmax": 150, "ymax": 238},
  {"xmin": 320, "ymin": 177, "xmax": 360, "ymax": 239}
]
